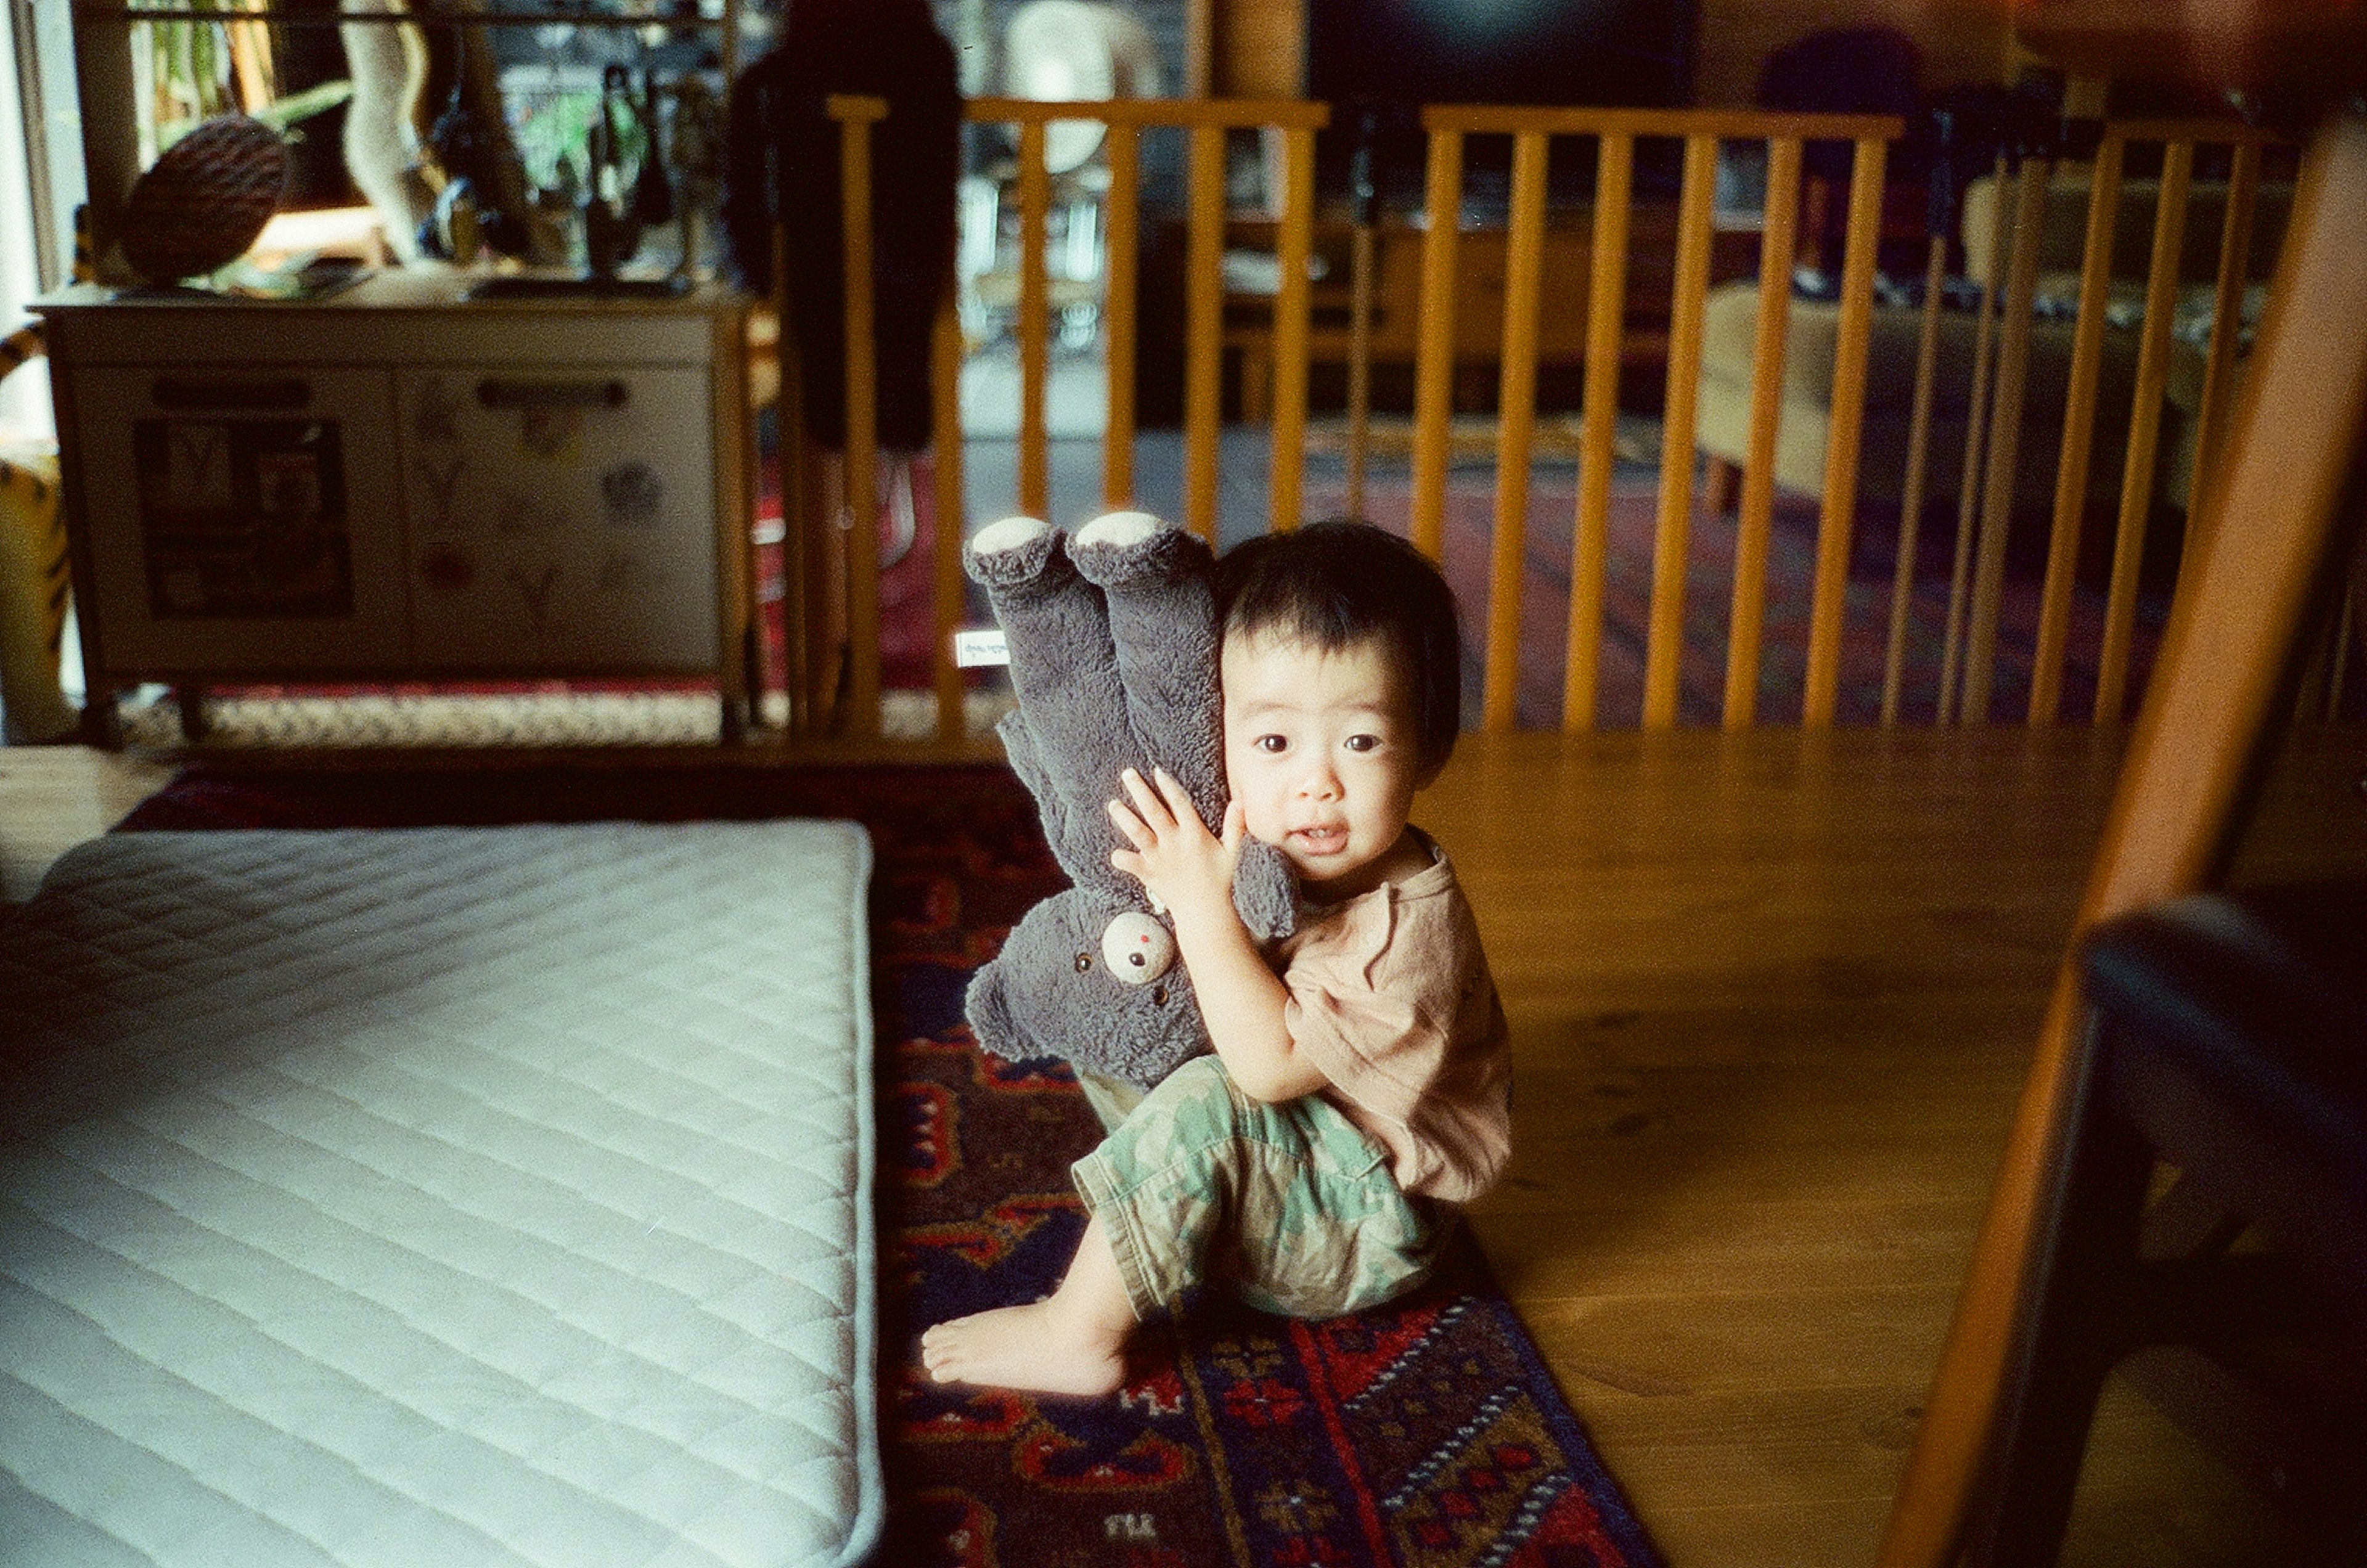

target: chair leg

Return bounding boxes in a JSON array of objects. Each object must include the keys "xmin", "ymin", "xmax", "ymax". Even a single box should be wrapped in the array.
[
  {"xmin": 1961, "ymin": 1017, "xmax": 2157, "ymax": 1568},
  {"xmin": 1882, "ymin": 109, "xmax": 2367, "ymax": 1568}
]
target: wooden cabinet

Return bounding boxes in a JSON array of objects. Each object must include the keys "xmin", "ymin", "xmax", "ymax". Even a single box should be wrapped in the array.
[{"xmin": 36, "ymin": 271, "xmax": 755, "ymax": 743}]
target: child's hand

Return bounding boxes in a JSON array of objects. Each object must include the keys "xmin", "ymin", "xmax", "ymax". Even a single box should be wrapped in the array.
[{"xmin": 1107, "ymin": 766, "xmax": 1245, "ymax": 926}]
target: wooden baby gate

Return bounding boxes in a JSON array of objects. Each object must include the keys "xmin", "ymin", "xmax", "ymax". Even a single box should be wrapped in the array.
[{"xmin": 782, "ymin": 97, "xmax": 2347, "ymax": 748}]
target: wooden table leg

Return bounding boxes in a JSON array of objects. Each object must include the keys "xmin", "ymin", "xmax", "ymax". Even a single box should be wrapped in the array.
[{"xmin": 1879, "ymin": 108, "xmax": 2367, "ymax": 1568}]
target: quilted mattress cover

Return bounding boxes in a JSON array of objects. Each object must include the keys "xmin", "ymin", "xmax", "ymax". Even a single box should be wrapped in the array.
[{"xmin": 0, "ymin": 823, "xmax": 881, "ymax": 1568}]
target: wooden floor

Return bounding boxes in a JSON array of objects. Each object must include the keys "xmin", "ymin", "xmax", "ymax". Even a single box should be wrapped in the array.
[
  {"xmin": 1428, "ymin": 725, "xmax": 2367, "ymax": 1568},
  {"xmin": 5, "ymin": 724, "xmax": 2363, "ymax": 1567}
]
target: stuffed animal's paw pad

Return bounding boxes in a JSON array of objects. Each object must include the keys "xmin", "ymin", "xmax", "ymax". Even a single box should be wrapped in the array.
[
  {"xmin": 964, "ymin": 515, "xmax": 1061, "ymax": 586},
  {"xmin": 1069, "ymin": 508, "xmax": 1203, "ymax": 588},
  {"xmin": 972, "ymin": 514, "xmax": 1052, "ymax": 553},
  {"xmin": 1073, "ymin": 510, "xmax": 1164, "ymax": 550}
]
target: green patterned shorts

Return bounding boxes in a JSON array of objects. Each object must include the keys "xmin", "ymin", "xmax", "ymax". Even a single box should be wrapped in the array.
[{"xmin": 1072, "ymin": 1055, "xmax": 1450, "ymax": 1322}]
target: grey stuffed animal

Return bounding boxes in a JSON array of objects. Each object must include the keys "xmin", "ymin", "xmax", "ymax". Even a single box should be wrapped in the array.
[{"xmin": 964, "ymin": 510, "xmax": 1298, "ymax": 1087}]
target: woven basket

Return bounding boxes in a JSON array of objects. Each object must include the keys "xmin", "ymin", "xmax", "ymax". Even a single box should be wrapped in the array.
[{"xmin": 120, "ymin": 116, "xmax": 288, "ymax": 285}]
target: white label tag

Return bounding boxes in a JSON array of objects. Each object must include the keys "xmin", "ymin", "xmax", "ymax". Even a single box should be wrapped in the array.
[{"xmin": 954, "ymin": 627, "xmax": 1010, "ymax": 668}]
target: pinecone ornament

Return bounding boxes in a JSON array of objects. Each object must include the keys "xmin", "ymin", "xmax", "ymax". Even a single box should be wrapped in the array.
[{"xmin": 120, "ymin": 116, "xmax": 288, "ymax": 286}]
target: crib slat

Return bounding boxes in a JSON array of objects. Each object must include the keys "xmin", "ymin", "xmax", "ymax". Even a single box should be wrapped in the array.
[
  {"xmin": 1564, "ymin": 132, "xmax": 1633, "ymax": 732},
  {"xmin": 1103, "ymin": 123, "xmax": 1140, "ymax": 508},
  {"xmin": 1962, "ymin": 158, "xmax": 2053, "ymax": 726},
  {"xmin": 1186, "ymin": 123, "xmax": 1225, "ymax": 544},
  {"xmin": 2181, "ymin": 137, "xmax": 2262, "ymax": 579},
  {"xmin": 768, "ymin": 222, "xmax": 812, "ymax": 737},
  {"xmin": 1347, "ymin": 223, "xmax": 1376, "ymax": 520},
  {"xmin": 836, "ymin": 96, "xmax": 883, "ymax": 740},
  {"xmin": 1939, "ymin": 157, "xmax": 2011, "ymax": 725},
  {"xmin": 2030, "ymin": 133, "xmax": 2128, "ymax": 727},
  {"xmin": 1270, "ymin": 124, "xmax": 1317, "ymax": 534},
  {"xmin": 1802, "ymin": 136, "xmax": 1889, "ymax": 729},
  {"xmin": 2096, "ymin": 140, "xmax": 2193, "ymax": 723},
  {"xmin": 1723, "ymin": 135, "xmax": 1802, "ymax": 729},
  {"xmin": 1484, "ymin": 131, "xmax": 1550, "ymax": 732},
  {"xmin": 932, "ymin": 292, "xmax": 967, "ymax": 741},
  {"xmin": 1643, "ymin": 134, "xmax": 1719, "ymax": 730},
  {"xmin": 1883, "ymin": 235, "xmax": 1950, "ymax": 727},
  {"xmin": 1017, "ymin": 121, "xmax": 1051, "ymax": 522},
  {"xmin": 1412, "ymin": 129, "xmax": 1464, "ymax": 563}
]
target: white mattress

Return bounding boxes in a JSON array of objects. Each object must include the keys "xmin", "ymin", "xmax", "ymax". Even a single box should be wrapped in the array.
[{"xmin": 0, "ymin": 823, "xmax": 881, "ymax": 1568}]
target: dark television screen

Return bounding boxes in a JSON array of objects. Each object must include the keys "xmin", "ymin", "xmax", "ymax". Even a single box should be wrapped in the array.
[{"xmin": 1309, "ymin": 0, "xmax": 1696, "ymax": 108}]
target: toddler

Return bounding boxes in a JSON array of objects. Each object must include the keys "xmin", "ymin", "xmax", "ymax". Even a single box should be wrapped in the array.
[{"xmin": 922, "ymin": 520, "xmax": 1511, "ymax": 1396}]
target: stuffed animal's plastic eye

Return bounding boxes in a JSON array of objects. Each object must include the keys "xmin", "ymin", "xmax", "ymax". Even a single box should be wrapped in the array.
[
  {"xmin": 1152, "ymin": 986, "xmax": 1169, "ymax": 1006},
  {"xmin": 1099, "ymin": 912, "xmax": 1175, "ymax": 985},
  {"xmin": 1074, "ymin": 952, "xmax": 1092, "ymax": 973}
]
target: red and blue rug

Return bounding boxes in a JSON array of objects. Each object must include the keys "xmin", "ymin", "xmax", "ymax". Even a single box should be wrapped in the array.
[{"xmin": 117, "ymin": 763, "xmax": 1659, "ymax": 1568}]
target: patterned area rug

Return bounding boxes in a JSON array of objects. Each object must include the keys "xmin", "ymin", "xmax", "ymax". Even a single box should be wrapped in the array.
[{"xmin": 116, "ymin": 764, "xmax": 1661, "ymax": 1568}]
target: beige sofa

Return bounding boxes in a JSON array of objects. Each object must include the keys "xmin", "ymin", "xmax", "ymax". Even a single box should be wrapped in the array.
[{"xmin": 1694, "ymin": 170, "xmax": 2289, "ymax": 520}]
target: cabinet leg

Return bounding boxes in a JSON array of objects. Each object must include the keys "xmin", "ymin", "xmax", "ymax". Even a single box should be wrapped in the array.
[
  {"xmin": 175, "ymin": 685, "xmax": 210, "ymax": 744},
  {"xmin": 80, "ymin": 688, "xmax": 123, "ymax": 751},
  {"xmin": 743, "ymin": 621, "xmax": 766, "ymax": 731}
]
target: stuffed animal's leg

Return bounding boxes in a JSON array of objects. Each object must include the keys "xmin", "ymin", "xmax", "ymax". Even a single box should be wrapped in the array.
[
  {"xmin": 967, "ymin": 516, "xmax": 1134, "ymax": 890},
  {"xmin": 995, "ymin": 709, "xmax": 1096, "ymax": 889},
  {"xmin": 1071, "ymin": 510, "xmax": 1297, "ymax": 941},
  {"xmin": 1067, "ymin": 512, "xmax": 1222, "ymax": 812}
]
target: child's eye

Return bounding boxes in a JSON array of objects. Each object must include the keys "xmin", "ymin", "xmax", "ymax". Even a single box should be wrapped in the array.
[
  {"xmin": 1344, "ymin": 734, "xmax": 1381, "ymax": 753},
  {"xmin": 1256, "ymin": 734, "xmax": 1288, "ymax": 754}
]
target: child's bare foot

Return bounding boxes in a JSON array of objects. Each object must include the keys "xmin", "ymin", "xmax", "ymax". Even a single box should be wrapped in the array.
[
  {"xmin": 921, "ymin": 1299, "xmax": 1128, "ymax": 1395},
  {"xmin": 922, "ymin": 1214, "xmax": 1137, "ymax": 1395}
]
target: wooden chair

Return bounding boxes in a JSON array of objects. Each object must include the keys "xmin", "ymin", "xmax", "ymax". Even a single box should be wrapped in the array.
[
  {"xmin": 1879, "ymin": 44, "xmax": 2367, "ymax": 1564},
  {"xmin": 1961, "ymin": 881, "xmax": 2367, "ymax": 1563}
]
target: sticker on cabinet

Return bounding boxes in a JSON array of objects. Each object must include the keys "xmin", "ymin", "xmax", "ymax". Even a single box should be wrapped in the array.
[
  {"xmin": 507, "ymin": 561, "xmax": 560, "ymax": 629},
  {"xmin": 600, "ymin": 460, "xmax": 664, "ymax": 528},
  {"xmin": 417, "ymin": 454, "xmax": 466, "ymax": 529},
  {"xmin": 133, "ymin": 418, "xmax": 353, "ymax": 619},
  {"xmin": 518, "ymin": 408, "xmax": 580, "ymax": 462},
  {"xmin": 419, "ymin": 544, "xmax": 474, "ymax": 590},
  {"xmin": 165, "ymin": 423, "xmax": 231, "ymax": 508},
  {"xmin": 412, "ymin": 378, "xmax": 461, "ymax": 446}
]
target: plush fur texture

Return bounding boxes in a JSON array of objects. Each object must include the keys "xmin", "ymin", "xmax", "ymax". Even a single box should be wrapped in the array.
[{"xmin": 964, "ymin": 512, "xmax": 1296, "ymax": 1087}]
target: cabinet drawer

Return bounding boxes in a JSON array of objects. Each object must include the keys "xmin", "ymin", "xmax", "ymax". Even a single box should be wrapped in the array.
[
  {"xmin": 70, "ymin": 365, "xmax": 410, "ymax": 674},
  {"xmin": 398, "ymin": 367, "xmax": 719, "ymax": 672}
]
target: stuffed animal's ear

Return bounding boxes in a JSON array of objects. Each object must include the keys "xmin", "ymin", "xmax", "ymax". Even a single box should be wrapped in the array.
[
  {"xmin": 964, "ymin": 956, "xmax": 1021, "ymax": 1063},
  {"xmin": 1232, "ymin": 839, "xmax": 1299, "ymax": 941}
]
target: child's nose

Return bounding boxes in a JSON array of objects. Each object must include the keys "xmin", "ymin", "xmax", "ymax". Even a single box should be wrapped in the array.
[{"xmin": 1296, "ymin": 761, "xmax": 1342, "ymax": 799}]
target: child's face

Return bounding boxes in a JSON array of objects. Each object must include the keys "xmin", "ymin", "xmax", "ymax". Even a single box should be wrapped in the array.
[{"xmin": 1221, "ymin": 628, "xmax": 1425, "ymax": 895}]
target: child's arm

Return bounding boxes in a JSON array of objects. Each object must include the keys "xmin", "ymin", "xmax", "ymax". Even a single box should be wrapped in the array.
[{"xmin": 1108, "ymin": 767, "xmax": 1330, "ymax": 1103}]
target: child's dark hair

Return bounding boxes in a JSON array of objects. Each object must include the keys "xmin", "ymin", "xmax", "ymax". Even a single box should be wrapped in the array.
[{"xmin": 1214, "ymin": 518, "xmax": 1463, "ymax": 775}]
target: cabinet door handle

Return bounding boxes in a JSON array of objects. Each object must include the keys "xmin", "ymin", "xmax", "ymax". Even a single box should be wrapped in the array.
[
  {"xmin": 152, "ymin": 376, "xmax": 311, "ymax": 410},
  {"xmin": 475, "ymin": 378, "xmax": 629, "ymax": 409}
]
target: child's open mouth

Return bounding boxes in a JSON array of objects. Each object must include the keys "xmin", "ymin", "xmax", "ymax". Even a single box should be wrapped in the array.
[{"xmin": 1292, "ymin": 826, "xmax": 1349, "ymax": 855}]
